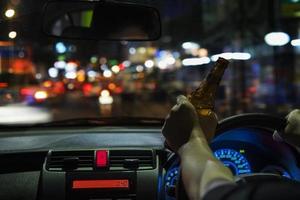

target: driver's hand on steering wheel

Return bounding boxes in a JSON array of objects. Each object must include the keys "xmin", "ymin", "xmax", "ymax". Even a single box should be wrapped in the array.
[{"xmin": 162, "ymin": 95, "xmax": 217, "ymax": 152}]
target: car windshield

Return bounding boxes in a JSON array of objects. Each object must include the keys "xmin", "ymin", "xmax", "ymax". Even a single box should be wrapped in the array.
[{"xmin": 0, "ymin": 0, "xmax": 299, "ymax": 124}]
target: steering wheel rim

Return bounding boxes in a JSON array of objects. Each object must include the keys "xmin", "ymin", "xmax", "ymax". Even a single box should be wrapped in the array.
[
  {"xmin": 176, "ymin": 172, "xmax": 291, "ymax": 200},
  {"xmin": 176, "ymin": 113, "xmax": 288, "ymax": 200},
  {"xmin": 216, "ymin": 113, "xmax": 286, "ymax": 135}
]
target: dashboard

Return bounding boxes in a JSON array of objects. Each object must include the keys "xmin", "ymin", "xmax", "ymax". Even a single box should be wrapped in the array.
[{"xmin": 0, "ymin": 114, "xmax": 300, "ymax": 200}]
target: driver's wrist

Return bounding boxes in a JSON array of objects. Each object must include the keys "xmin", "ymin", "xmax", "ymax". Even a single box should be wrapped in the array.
[
  {"xmin": 189, "ymin": 126, "xmax": 209, "ymax": 143},
  {"xmin": 178, "ymin": 136, "xmax": 212, "ymax": 159}
]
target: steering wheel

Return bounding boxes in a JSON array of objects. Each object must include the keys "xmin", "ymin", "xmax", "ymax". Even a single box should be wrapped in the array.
[{"xmin": 176, "ymin": 113, "xmax": 291, "ymax": 200}]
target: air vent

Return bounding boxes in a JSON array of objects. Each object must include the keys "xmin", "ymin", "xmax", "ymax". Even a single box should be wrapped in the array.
[
  {"xmin": 47, "ymin": 151, "xmax": 94, "ymax": 171},
  {"xmin": 109, "ymin": 150, "xmax": 155, "ymax": 170}
]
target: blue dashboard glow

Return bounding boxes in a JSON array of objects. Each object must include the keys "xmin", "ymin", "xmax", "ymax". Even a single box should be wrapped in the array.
[
  {"xmin": 282, "ymin": 170, "xmax": 291, "ymax": 178},
  {"xmin": 214, "ymin": 148, "xmax": 252, "ymax": 175},
  {"xmin": 165, "ymin": 166, "xmax": 179, "ymax": 200},
  {"xmin": 165, "ymin": 167, "xmax": 178, "ymax": 187},
  {"xmin": 164, "ymin": 149, "xmax": 252, "ymax": 199}
]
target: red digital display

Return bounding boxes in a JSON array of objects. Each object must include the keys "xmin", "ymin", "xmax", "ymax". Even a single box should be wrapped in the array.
[
  {"xmin": 72, "ymin": 179, "xmax": 129, "ymax": 189},
  {"xmin": 96, "ymin": 150, "xmax": 108, "ymax": 168}
]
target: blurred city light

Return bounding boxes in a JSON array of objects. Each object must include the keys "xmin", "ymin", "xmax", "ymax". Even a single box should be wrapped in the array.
[
  {"xmin": 43, "ymin": 81, "xmax": 52, "ymax": 88},
  {"xmin": 54, "ymin": 61, "xmax": 66, "ymax": 69},
  {"xmin": 77, "ymin": 70, "xmax": 85, "ymax": 82},
  {"xmin": 35, "ymin": 73, "xmax": 42, "ymax": 80},
  {"xmin": 100, "ymin": 64, "xmax": 108, "ymax": 71},
  {"xmin": 0, "ymin": 82, "xmax": 8, "ymax": 88},
  {"xmin": 65, "ymin": 71, "xmax": 77, "ymax": 79},
  {"xmin": 0, "ymin": 104, "xmax": 51, "ymax": 124},
  {"xmin": 109, "ymin": 59, "xmax": 118, "ymax": 66},
  {"xmin": 108, "ymin": 83, "xmax": 116, "ymax": 90},
  {"xmin": 58, "ymin": 55, "xmax": 66, "ymax": 61},
  {"xmin": 136, "ymin": 65, "xmax": 144, "ymax": 72},
  {"xmin": 111, "ymin": 65, "xmax": 120, "ymax": 73},
  {"xmin": 291, "ymin": 39, "xmax": 300, "ymax": 46},
  {"xmin": 55, "ymin": 42, "xmax": 67, "ymax": 53},
  {"xmin": 90, "ymin": 56, "xmax": 98, "ymax": 64},
  {"xmin": 182, "ymin": 42, "xmax": 200, "ymax": 50},
  {"xmin": 211, "ymin": 52, "xmax": 251, "ymax": 61},
  {"xmin": 103, "ymin": 70, "xmax": 112, "ymax": 78},
  {"xmin": 218, "ymin": 52, "xmax": 234, "ymax": 60},
  {"xmin": 119, "ymin": 63, "xmax": 125, "ymax": 70},
  {"xmin": 48, "ymin": 67, "xmax": 59, "ymax": 78},
  {"xmin": 67, "ymin": 83, "xmax": 75, "ymax": 90},
  {"xmin": 99, "ymin": 95, "xmax": 113, "ymax": 105},
  {"xmin": 198, "ymin": 48, "xmax": 208, "ymax": 57},
  {"xmin": 99, "ymin": 90, "xmax": 113, "ymax": 105},
  {"xmin": 5, "ymin": 9, "xmax": 15, "ymax": 18},
  {"xmin": 232, "ymin": 52, "xmax": 251, "ymax": 60},
  {"xmin": 122, "ymin": 60, "xmax": 131, "ymax": 68},
  {"xmin": 158, "ymin": 61, "xmax": 167, "ymax": 69},
  {"xmin": 173, "ymin": 51, "xmax": 180, "ymax": 59},
  {"xmin": 264, "ymin": 32, "xmax": 290, "ymax": 46},
  {"xmin": 87, "ymin": 70, "xmax": 97, "ymax": 78},
  {"xmin": 34, "ymin": 91, "xmax": 48, "ymax": 100},
  {"xmin": 145, "ymin": 60, "xmax": 154, "ymax": 68},
  {"xmin": 99, "ymin": 57, "xmax": 107, "ymax": 64},
  {"xmin": 166, "ymin": 56, "xmax": 176, "ymax": 65},
  {"xmin": 182, "ymin": 57, "xmax": 210, "ymax": 66},
  {"xmin": 101, "ymin": 90, "xmax": 110, "ymax": 97},
  {"xmin": 65, "ymin": 62, "xmax": 78, "ymax": 72},
  {"xmin": 138, "ymin": 47, "xmax": 146, "ymax": 54},
  {"xmin": 129, "ymin": 47, "xmax": 136, "ymax": 54},
  {"xmin": 8, "ymin": 31, "xmax": 17, "ymax": 39}
]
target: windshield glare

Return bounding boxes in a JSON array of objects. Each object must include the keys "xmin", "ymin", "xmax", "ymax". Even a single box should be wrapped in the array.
[{"xmin": 0, "ymin": 0, "xmax": 299, "ymax": 124}]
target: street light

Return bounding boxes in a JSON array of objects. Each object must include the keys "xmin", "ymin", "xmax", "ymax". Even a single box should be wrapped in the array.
[
  {"xmin": 144, "ymin": 60, "xmax": 154, "ymax": 68},
  {"xmin": 211, "ymin": 52, "xmax": 251, "ymax": 61},
  {"xmin": 8, "ymin": 31, "xmax": 17, "ymax": 39},
  {"xmin": 182, "ymin": 42, "xmax": 200, "ymax": 50},
  {"xmin": 264, "ymin": 32, "xmax": 290, "ymax": 46},
  {"xmin": 291, "ymin": 39, "xmax": 300, "ymax": 46},
  {"xmin": 136, "ymin": 65, "xmax": 144, "ymax": 72},
  {"xmin": 48, "ymin": 67, "xmax": 59, "ymax": 78},
  {"xmin": 103, "ymin": 70, "xmax": 112, "ymax": 78},
  {"xmin": 5, "ymin": 9, "xmax": 15, "ymax": 18},
  {"xmin": 182, "ymin": 57, "xmax": 210, "ymax": 66},
  {"xmin": 55, "ymin": 42, "xmax": 67, "ymax": 53}
]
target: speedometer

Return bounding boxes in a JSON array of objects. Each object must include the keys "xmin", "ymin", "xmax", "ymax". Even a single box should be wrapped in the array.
[{"xmin": 214, "ymin": 148, "xmax": 252, "ymax": 175}]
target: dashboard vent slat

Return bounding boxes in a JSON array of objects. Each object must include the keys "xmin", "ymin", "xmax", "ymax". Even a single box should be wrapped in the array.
[
  {"xmin": 109, "ymin": 150, "xmax": 155, "ymax": 169},
  {"xmin": 47, "ymin": 151, "xmax": 94, "ymax": 171}
]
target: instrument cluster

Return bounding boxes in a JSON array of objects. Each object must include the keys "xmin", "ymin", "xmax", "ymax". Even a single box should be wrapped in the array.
[{"xmin": 163, "ymin": 128, "xmax": 300, "ymax": 200}]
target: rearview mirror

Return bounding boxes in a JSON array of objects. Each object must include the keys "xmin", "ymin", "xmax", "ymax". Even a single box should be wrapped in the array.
[{"xmin": 42, "ymin": 1, "xmax": 161, "ymax": 41}]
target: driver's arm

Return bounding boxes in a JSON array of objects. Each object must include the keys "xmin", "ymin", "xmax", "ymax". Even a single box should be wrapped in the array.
[{"xmin": 162, "ymin": 95, "xmax": 234, "ymax": 199}]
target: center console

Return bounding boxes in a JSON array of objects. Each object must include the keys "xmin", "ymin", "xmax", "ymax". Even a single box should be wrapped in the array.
[{"xmin": 38, "ymin": 149, "xmax": 160, "ymax": 200}]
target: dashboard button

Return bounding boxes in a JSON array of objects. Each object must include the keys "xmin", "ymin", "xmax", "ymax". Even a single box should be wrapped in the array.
[{"xmin": 96, "ymin": 150, "xmax": 108, "ymax": 168}]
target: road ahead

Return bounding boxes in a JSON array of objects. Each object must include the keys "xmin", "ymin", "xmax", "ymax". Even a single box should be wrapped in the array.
[
  {"xmin": 48, "ymin": 92, "xmax": 171, "ymax": 121},
  {"xmin": 0, "ymin": 91, "xmax": 172, "ymax": 124}
]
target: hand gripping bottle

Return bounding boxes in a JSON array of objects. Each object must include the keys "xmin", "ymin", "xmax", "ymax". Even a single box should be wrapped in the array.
[{"xmin": 188, "ymin": 57, "xmax": 229, "ymax": 116}]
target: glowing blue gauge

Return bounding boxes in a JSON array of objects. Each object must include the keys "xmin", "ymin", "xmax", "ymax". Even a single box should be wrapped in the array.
[
  {"xmin": 165, "ymin": 166, "xmax": 179, "ymax": 199},
  {"xmin": 165, "ymin": 167, "xmax": 179, "ymax": 187},
  {"xmin": 214, "ymin": 149, "xmax": 252, "ymax": 175}
]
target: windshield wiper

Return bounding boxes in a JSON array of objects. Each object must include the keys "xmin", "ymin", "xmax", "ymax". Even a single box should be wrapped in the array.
[{"xmin": 0, "ymin": 117, "xmax": 164, "ymax": 128}]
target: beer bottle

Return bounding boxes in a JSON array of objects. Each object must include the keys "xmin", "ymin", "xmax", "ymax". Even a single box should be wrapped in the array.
[{"xmin": 188, "ymin": 57, "xmax": 229, "ymax": 116}]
